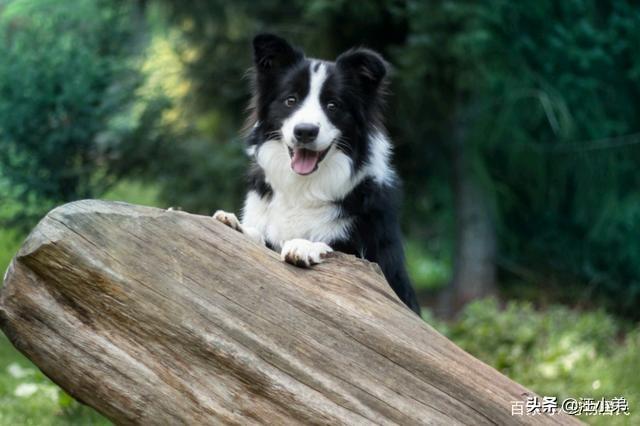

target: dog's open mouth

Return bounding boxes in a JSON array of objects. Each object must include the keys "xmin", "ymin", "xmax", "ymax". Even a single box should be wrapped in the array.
[{"xmin": 288, "ymin": 147, "xmax": 330, "ymax": 175}]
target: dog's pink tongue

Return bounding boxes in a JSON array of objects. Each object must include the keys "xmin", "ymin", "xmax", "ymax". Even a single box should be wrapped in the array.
[{"xmin": 291, "ymin": 148, "xmax": 320, "ymax": 175}]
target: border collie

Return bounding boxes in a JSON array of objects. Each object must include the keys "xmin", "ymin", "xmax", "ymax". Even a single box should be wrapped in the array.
[{"xmin": 214, "ymin": 34, "xmax": 420, "ymax": 315}]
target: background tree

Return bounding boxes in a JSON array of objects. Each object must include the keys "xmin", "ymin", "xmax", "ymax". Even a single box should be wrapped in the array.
[{"xmin": 0, "ymin": 0, "xmax": 141, "ymax": 228}]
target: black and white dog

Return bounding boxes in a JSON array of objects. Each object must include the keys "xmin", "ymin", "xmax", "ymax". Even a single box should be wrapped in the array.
[{"xmin": 214, "ymin": 34, "xmax": 420, "ymax": 315}]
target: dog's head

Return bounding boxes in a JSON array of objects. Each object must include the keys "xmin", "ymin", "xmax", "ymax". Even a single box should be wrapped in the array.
[{"xmin": 249, "ymin": 34, "xmax": 388, "ymax": 180}]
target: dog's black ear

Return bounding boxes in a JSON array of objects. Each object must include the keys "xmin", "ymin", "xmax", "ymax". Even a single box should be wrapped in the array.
[
  {"xmin": 336, "ymin": 48, "xmax": 387, "ymax": 91},
  {"xmin": 253, "ymin": 34, "xmax": 303, "ymax": 73}
]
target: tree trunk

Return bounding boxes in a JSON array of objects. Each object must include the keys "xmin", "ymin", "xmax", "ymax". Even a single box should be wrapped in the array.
[
  {"xmin": 440, "ymin": 115, "xmax": 497, "ymax": 318},
  {"xmin": 0, "ymin": 200, "xmax": 576, "ymax": 425}
]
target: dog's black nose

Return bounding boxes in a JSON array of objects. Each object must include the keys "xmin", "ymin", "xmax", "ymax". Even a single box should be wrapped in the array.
[{"xmin": 294, "ymin": 123, "xmax": 319, "ymax": 143}]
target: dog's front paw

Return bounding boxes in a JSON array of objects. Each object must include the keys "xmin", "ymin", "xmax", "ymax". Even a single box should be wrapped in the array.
[
  {"xmin": 213, "ymin": 210, "xmax": 242, "ymax": 232},
  {"xmin": 281, "ymin": 239, "xmax": 333, "ymax": 267}
]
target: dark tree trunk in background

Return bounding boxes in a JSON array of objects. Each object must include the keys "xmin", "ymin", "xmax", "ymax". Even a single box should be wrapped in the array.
[{"xmin": 439, "ymin": 112, "xmax": 497, "ymax": 318}]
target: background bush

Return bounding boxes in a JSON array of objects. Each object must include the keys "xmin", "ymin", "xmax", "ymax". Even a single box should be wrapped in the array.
[
  {"xmin": 0, "ymin": 0, "xmax": 142, "ymax": 228},
  {"xmin": 438, "ymin": 299, "xmax": 639, "ymax": 425}
]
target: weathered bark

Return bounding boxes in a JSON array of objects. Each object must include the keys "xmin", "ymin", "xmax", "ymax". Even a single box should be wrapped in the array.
[{"xmin": 0, "ymin": 200, "xmax": 577, "ymax": 425}]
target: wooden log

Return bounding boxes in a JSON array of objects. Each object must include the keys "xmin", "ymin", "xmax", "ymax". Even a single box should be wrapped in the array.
[{"xmin": 0, "ymin": 200, "xmax": 580, "ymax": 425}]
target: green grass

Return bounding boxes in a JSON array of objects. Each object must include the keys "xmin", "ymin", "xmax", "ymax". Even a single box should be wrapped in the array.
[
  {"xmin": 405, "ymin": 240, "xmax": 451, "ymax": 290},
  {"xmin": 0, "ymin": 334, "xmax": 109, "ymax": 425},
  {"xmin": 433, "ymin": 299, "xmax": 640, "ymax": 425},
  {"xmin": 101, "ymin": 179, "xmax": 164, "ymax": 208}
]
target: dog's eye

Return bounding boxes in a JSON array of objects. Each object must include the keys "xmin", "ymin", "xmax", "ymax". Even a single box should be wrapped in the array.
[
  {"xmin": 327, "ymin": 101, "xmax": 338, "ymax": 112},
  {"xmin": 285, "ymin": 96, "xmax": 297, "ymax": 107}
]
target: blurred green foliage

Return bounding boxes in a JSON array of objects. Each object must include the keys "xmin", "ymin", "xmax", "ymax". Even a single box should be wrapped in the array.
[
  {"xmin": 0, "ymin": 228, "xmax": 20, "ymax": 277},
  {"xmin": 0, "ymin": 0, "xmax": 639, "ymax": 422},
  {"xmin": 405, "ymin": 240, "xmax": 451, "ymax": 290},
  {"xmin": 0, "ymin": 0, "xmax": 142, "ymax": 228},
  {"xmin": 390, "ymin": 0, "xmax": 640, "ymax": 314},
  {"xmin": 101, "ymin": 180, "xmax": 163, "ymax": 209},
  {"xmin": 435, "ymin": 299, "xmax": 639, "ymax": 425},
  {"xmin": 0, "ymin": 334, "xmax": 109, "ymax": 425}
]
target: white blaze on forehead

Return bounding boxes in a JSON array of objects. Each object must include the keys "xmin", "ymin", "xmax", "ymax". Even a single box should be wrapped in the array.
[
  {"xmin": 306, "ymin": 61, "xmax": 328, "ymax": 115},
  {"xmin": 280, "ymin": 61, "xmax": 340, "ymax": 151}
]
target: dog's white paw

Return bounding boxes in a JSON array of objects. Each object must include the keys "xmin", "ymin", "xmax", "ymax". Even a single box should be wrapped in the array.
[
  {"xmin": 213, "ymin": 210, "xmax": 242, "ymax": 231},
  {"xmin": 281, "ymin": 239, "xmax": 333, "ymax": 267}
]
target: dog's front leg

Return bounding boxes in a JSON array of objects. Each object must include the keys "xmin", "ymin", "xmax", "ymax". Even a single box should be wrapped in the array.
[
  {"xmin": 281, "ymin": 239, "xmax": 333, "ymax": 267},
  {"xmin": 213, "ymin": 210, "xmax": 265, "ymax": 245}
]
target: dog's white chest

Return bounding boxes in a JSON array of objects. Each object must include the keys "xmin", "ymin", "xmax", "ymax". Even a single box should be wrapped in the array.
[{"xmin": 242, "ymin": 191, "xmax": 350, "ymax": 250}]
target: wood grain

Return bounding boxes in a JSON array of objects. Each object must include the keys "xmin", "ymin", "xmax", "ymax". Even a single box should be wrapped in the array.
[{"xmin": 0, "ymin": 200, "xmax": 581, "ymax": 425}]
